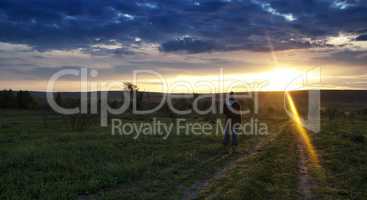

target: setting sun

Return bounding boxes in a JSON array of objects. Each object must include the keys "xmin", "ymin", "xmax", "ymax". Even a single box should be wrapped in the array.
[
  {"xmin": 262, "ymin": 68, "xmax": 303, "ymax": 91},
  {"xmin": 131, "ymin": 67, "xmax": 311, "ymax": 93}
]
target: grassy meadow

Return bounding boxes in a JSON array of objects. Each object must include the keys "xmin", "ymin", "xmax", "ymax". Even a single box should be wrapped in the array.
[
  {"xmin": 1, "ymin": 99, "xmax": 367, "ymax": 200},
  {"xmin": 0, "ymin": 110, "xmax": 273, "ymax": 199}
]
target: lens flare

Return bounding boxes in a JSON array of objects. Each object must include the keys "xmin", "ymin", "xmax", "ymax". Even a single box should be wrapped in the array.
[{"xmin": 285, "ymin": 92, "xmax": 320, "ymax": 165}]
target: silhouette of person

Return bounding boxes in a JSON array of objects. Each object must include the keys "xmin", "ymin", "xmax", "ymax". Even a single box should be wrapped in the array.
[{"xmin": 223, "ymin": 92, "xmax": 241, "ymax": 147}]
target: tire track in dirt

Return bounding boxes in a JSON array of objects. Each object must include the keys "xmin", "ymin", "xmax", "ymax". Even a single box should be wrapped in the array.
[
  {"xmin": 181, "ymin": 122, "xmax": 289, "ymax": 200},
  {"xmin": 297, "ymin": 142, "xmax": 314, "ymax": 200}
]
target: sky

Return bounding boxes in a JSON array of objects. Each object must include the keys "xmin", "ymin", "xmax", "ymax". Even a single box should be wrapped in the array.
[{"xmin": 0, "ymin": 0, "xmax": 367, "ymax": 92}]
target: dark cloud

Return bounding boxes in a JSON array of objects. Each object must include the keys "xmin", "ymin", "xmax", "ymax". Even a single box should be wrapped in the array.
[
  {"xmin": 0, "ymin": 0, "xmax": 366, "ymax": 53},
  {"xmin": 160, "ymin": 37, "xmax": 220, "ymax": 53},
  {"xmin": 356, "ymin": 34, "xmax": 367, "ymax": 41}
]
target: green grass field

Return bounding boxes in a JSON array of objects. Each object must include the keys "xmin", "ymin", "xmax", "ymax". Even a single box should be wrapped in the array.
[
  {"xmin": 0, "ymin": 110, "xmax": 366, "ymax": 200},
  {"xmin": 312, "ymin": 119, "xmax": 367, "ymax": 199}
]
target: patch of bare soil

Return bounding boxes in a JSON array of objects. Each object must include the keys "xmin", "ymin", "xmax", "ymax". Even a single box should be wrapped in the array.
[{"xmin": 297, "ymin": 141, "xmax": 314, "ymax": 200}]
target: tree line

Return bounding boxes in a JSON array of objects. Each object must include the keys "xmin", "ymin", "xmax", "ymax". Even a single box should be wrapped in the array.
[{"xmin": 0, "ymin": 90, "xmax": 37, "ymax": 109}]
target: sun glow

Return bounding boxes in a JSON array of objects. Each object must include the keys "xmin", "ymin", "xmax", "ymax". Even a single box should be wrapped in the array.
[
  {"xmin": 133, "ymin": 67, "xmax": 307, "ymax": 93},
  {"xmin": 260, "ymin": 68, "xmax": 303, "ymax": 91}
]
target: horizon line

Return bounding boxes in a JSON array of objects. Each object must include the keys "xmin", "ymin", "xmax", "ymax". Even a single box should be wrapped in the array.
[{"xmin": 1, "ymin": 88, "xmax": 367, "ymax": 94}]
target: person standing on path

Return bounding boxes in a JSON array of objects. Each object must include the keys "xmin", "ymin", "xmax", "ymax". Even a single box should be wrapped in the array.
[{"xmin": 223, "ymin": 92, "xmax": 242, "ymax": 149}]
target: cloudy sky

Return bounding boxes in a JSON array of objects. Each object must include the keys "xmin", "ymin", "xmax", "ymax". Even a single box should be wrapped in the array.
[{"xmin": 0, "ymin": 0, "xmax": 367, "ymax": 92}]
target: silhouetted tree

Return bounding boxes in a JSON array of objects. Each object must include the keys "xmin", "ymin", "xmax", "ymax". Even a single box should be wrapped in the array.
[
  {"xmin": 124, "ymin": 82, "xmax": 138, "ymax": 93},
  {"xmin": 123, "ymin": 82, "xmax": 143, "ymax": 112},
  {"xmin": 0, "ymin": 90, "xmax": 16, "ymax": 108}
]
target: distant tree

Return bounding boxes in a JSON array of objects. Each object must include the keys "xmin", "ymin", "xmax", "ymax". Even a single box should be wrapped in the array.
[
  {"xmin": 123, "ymin": 82, "xmax": 143, "ymax": 112},
  {"xmin": 123, "ymin": 82, "xmax": 138, "ymax": 93},
  {"xmin": 0, "ymin": 90, "xmax": 16, "ymax": 108}
]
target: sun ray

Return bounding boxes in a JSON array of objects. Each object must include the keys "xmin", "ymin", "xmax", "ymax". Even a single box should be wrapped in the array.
[{"xmin": 285, "ymin": 92, "xmax": 320, "ymax": 165}]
